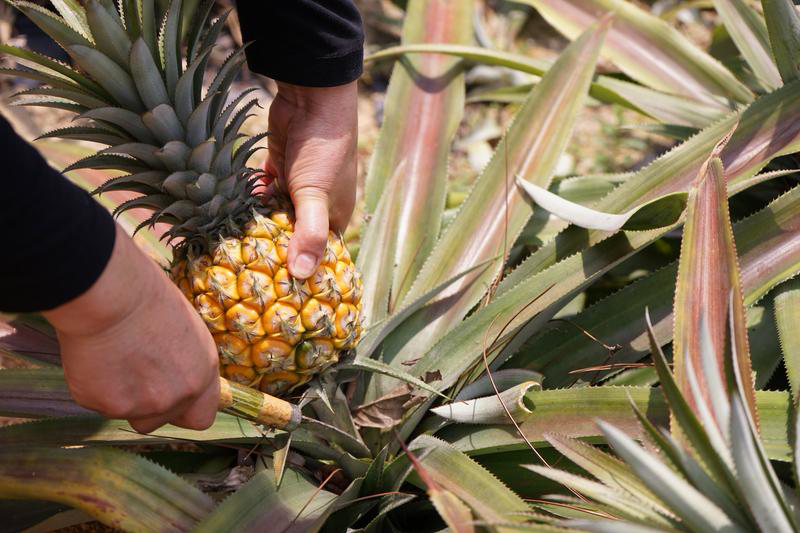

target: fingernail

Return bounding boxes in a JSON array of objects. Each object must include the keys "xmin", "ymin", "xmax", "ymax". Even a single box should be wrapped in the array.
[{"xmin": 293, "ymin": 253, "xmax": 317, "ymax": 279}]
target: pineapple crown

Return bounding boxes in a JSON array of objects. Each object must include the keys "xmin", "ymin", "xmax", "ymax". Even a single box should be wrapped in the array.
[{"xmin": 3, "ymin": 0, "xmax": 267, "ymax": 250}]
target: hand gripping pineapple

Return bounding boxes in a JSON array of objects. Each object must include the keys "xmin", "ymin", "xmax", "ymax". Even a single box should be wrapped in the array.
[{"xmin": 6, "ymin": 0, "xmax": 363, "ymax": 398}]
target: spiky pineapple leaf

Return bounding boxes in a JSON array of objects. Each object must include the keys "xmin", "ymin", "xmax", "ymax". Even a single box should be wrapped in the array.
[
  {"xmin": 513, "ymin": 0, "xmax": 752, "ymax": 104},
  {"xmin": 85, "ymin": 0, "xmax": 133, "ymax": 68},
  {"xmin": 672, "ymin": 137, "xmax": 756, "ymax": 426},
  {"xmin": 0, "ymin": 368, "xmax": 90, "ymax": 418},
  {"xmin": 597, "ymin": 421, "xmax": 744, "ymax": 532},
  {"xmin": 542, "ymin": 432, "xmax": 670, "ymax": 517},
  {"xmin": 761, "ymin": 0, "xmax": 800, "ymax": 84},
  {"xmin": 729, "ymin": 391, "xmax": 796, "ymax": 531},
  {"xmin": 194, "ymin": 467, "xmax": 336, "ymax": 533},
  {"xmin": 0, "ymin": 447, "xmax": 214, "ymax": 532},
  {"xmin": 361, "ymin": 0, "xmax": 473, "ymax": 310},
  {"xmin": 37, "ymin": 125, "xmax": 129, "ymax": 145},
  {"xmin": 525, "ymin": 464, "xmax": 675, "ymax": 527},
  {"xmin": 67, "ymin": 45, "xmax": 144, "ymax": 111},
  {"xmin": 8, "ymin": 1, "xmax": 94, "ymax": 51},
  {"xmin": 407, "ymin": 435, "xmax": 530, "ymax": 527},
  {"xmin": 50, "ymin": 0, "xmax": 91, "ymax": 40},
  {"xmin": 775, "ymin": 278, "xmax": 800, "ymax": 398},
  {"xmin": 374, "ymin": 17, "xmax": 612, "ymax": 398},
  {"xmin": 162, "ymin": 0, "xmax": 183, "ymax": 98},
  {"xmin": 436, "ymin": 387, "xmax": 791, "ymax": 460},
  {"xmin": 510, "ymin": 181, "xmax": 800, "ymax": 388},
  {"xmin": 713, "ymin": 0, "xmax": 782, "ymax": 90},
  {"xmin": 368, "ymin": 43, "xmax": 727, "ymax": 128},
  {"xmin": 0, "ymin": 44, "xmax": 108, "ymax": 96}
]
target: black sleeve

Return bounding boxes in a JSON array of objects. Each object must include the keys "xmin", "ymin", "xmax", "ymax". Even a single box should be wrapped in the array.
[
  {"xmin": 0, "ymin": 114, "xmax": 116, "ymax": 313},
  {"xmin": 235, "ymin": 1, "xmax": 364, "ymax": 87}
]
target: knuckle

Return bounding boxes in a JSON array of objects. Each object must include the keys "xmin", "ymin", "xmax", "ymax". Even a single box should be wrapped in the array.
[
  {"xmin": 140, "ymin": 392, "xmax": 174, "ymax": 415},
  {"xmin": 100, "ymin": 399, "xmax": 136, "ymax": 419}
]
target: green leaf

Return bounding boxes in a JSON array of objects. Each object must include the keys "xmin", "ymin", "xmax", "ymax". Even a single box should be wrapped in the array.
[
  {"xmin": 85, "ymin": 0, "xmax": 132, "ymax": 68},
  {"xmin": 775, "ymin": 278, "xmax": 800, "ymax": 398},
  {"xmin": 341, "ymin": 357, "xmax": 450, "ymax": 401},
  {"xmin": 513, "ymin": 0, "xmax": 753, "ymax": 104},
  {"xmin": 195, "ymin": 467, "xmax": 336, "ymax": 533},
  {"xmin": 37, "ymin": 125, "xmax": 128, "ymax": 146},
  {"xmin": 511, "ymin": 181, "xmax": 800, "ymax": 388},
  {"xmin": 173, "ymin": 46, "xmax": 213, "ymax": 124},
  {"xmin": 12, "ymin": 86, "xmax": 111, "ymax": 109},
  {"xmin": 357, "ymin": 259, "xmax": 494, "ymax": 362},
  {"xmin": 0, "ymin": 447, "xmax": 214, "ymax": 532},
  {"xmin": 50, "ymin": 0, "xmax": 91, "ymax": 40},
  {"xmin": 762, "ymin": 0, "xmax": 800, "ymax": 83},
  {"xmin": 542, "ymin": 432, "xmax": 670, "ymax": 517},
  {"xmin": 130, "ymin": 37, "xmax": 170, "ymax": 110},
  {"xmin": 162, "ymin": 0, "xmax": 183, "ymax": 98},
  {"xmin": 525, "ymin": 464, "xmax": 675, "ymax": 527},
  {"xmin": 81, "ymin": 106, "xmax": 158, "ymax": 144},
  {"xmin": 9, "ymin": 1, "xmax": 93, "ymax": 51},
  {"xmin": 0, "ymin": 414, "xmax": 265, "ymax": 447},
  {"xmin": 186, "ymin": 93, "xmax": 216, "ymax": 146},
  {"xmin": 143, "ymin": 104, "xmax": 186, "ymax": 144},
  {"xmin": 597, "ymin": 421, "xmax": 745, "ymax": 532},
  {"xmin": 713, "ymin": 0, "xmax": 782, "ymax": 90},
  {"xmin": 729, "ymin": 391, "xmax": 796, "ymax": 531},
  {"xmin": 369, "ymin": 43, "xmax": 727, "ymax": 129},
  {"xmin": 0, "ymin": 44, "xmax": 108, "ymax": 96},
  {"xmin": 437, "ymin": 387, "xmax": 792, "ymax": 461},
  {"xmin": 362, "ymin": 0, "xmax": 473, "ymax": 307},
  {"xmin": 408, "ymin": 436, "xmax": 531, "ymax": 527},
  {"xmin": 67, "ymin": 45, "xmax": 144, "ymax": 112}
]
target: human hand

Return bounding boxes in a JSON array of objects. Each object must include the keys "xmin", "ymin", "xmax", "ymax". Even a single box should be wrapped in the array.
[
  {"xmin": 43, "ymin": 225, "xmax": 220, "ymax": 434},
  {"xmin": 265, "ymin": 80, "xmax": 358, "ymax": 279}
]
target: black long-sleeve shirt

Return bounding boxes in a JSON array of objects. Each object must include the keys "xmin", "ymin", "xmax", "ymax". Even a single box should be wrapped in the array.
[{"xmin": 0, "ymin": 1, "xmax": 364, "ymax": 312}]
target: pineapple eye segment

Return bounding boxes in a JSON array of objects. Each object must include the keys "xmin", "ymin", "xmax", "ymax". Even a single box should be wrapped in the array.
[
  {"xmin": 225, "ymin": 303, "xmax": 266, "ymax": 341},
  {"xmin": 300, "ymin": 299, "xmax": 336, "ymax": 334},
  {"xmin": 224, "ymin": 365, "xmax": 258, "ymax": 386},
  {"xmin": 207, "ymin": 266, "xmax": 240, "ymax": 307},
  {"xmin": 195, "ymin": 294, "xmax": 226, "ymax": 332},
  {"xmin": 213, "ymin": 238, "xmax": 245, "ymax": 273},
  {"xmin": 241, "ymin": 237, "xmax": 281, "ymax": 276},
  {"xmin": 262, "ymin": 302, "xmax": 304, "ymax": 345},
  {"xmin": 251, "ymin": 338, "xmax": 293, "ymax": 369},
  {"xmin": 236, "ymin": 269, "xmax": 277, "ymax": 312}
]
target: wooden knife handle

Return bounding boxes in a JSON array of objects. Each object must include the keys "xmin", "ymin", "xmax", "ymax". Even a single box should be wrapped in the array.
[{"xmin": 218, "ymin": 378, "xmax": 302, "ymax": 430}]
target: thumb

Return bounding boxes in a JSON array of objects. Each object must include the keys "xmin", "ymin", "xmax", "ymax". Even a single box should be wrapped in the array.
[{"xmin": 289, "ymin": 186, "xmax": 329, "ymax": 279}]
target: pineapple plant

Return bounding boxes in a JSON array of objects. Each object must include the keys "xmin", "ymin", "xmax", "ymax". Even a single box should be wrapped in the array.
[{"xmin": 2, "ymin": 0, "xmax": 363, "ymax": 398}]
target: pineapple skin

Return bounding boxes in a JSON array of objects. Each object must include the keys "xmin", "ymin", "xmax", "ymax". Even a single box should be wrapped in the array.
[{"xmin": 171, "ymin": 205, "xmax": 363, "ymax": 396}]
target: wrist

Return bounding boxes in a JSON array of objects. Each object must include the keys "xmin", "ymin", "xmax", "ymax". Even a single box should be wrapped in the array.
[
  {"xmin": 275, "ymin": 81, "xmax": 357, "ymax": 113},
  {"xmin": 43, "ymin": 225, "xmax": 159, "ymax": 337}
]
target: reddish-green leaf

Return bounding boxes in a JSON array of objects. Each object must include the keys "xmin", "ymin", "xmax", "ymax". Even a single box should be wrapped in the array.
[
  {"xmin": 0, "ymin": 447, "xmax": 214, "ymax": 532},
  {"xmin": 515, "ymin": 0, "xmax": 752, "ymax": 105},
  {"xmin": 672, "ymin": 133, "xmax": 757, "ymax": 427},
  {"xmin": 362, "ymin": 0, "xmax": 474, "ymax": 309}
]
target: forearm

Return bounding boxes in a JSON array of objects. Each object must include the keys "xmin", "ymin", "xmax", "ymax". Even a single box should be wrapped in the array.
[
  {"xmin": 235, "ymin": 0, "xmax": 365, "ymax": 87},
  {"xmin": 0, "ymin": 114, "xmax": 116, "ymax": 313}
]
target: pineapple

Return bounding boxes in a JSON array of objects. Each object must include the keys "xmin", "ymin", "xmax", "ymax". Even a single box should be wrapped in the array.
[{"xmin": 4, "ymin": 0, "xmax": 363, "ymax": 396}]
